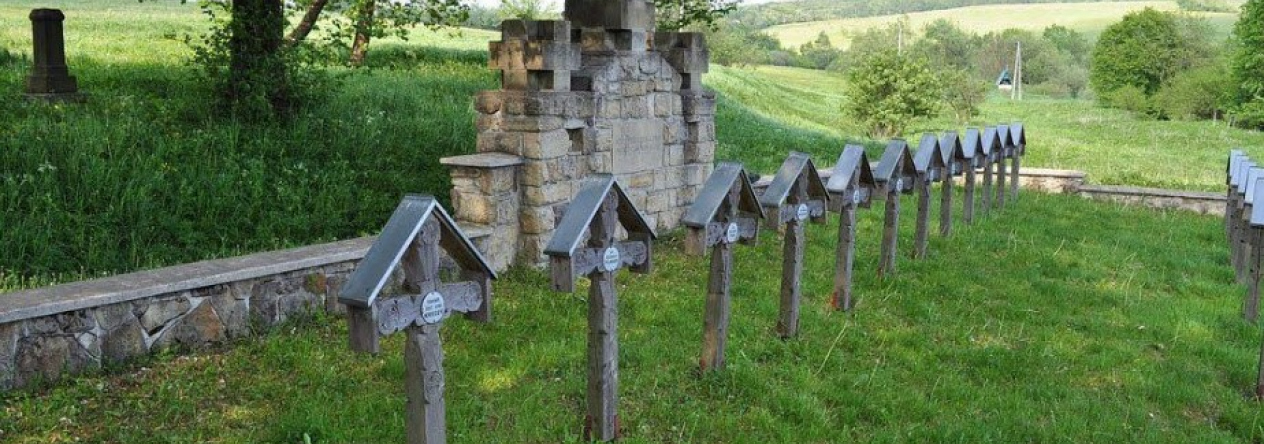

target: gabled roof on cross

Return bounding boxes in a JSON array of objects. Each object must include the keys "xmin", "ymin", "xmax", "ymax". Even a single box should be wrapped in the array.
[
  {"xmin": 981, "ymin": 126, "xmax": 1003, "ymax": 157},
  {"xmin": 544, "ymin": 174, "xmax": 656, "ymax": 258},
  {"xmin": 913, "ymin": 133, "xmax": 945, "ymax": 173},
  {"xmin": 826, "ymin": 145, "xmax": 876, "ymax": 193},
  {"xmin": 963, "ymin": 128, "xmax": 984, "ymax": 160},
  {"xmin": 682, "ymin": 162, "xmax": 764, "ymax": 228},
  {"xmin": 758, "ymin": 151, "xmax": 829, "ymax": 208},
  {"xmin": 874, "ymin": 139, "xmax": 916, "ymax": 182},
  {"xmin": 939, "ymin": 131, "xmax": 966, "ymax": 164},
  {"xmin": 339, "ymin": 195, "xmax": 497, "ymax": 309}
]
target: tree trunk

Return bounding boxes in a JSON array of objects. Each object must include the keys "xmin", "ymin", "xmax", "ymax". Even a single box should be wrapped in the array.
[
  {"xmin": 228, "ymin": 0, "xmax": 289, "ymax": 118},
  {"xmin": 285, "ymin": 0, "xmax": 329, "ymax": 46},
  {"xmin": 349, "ymin": 0, "xmax": 376, "ymax": 67}
]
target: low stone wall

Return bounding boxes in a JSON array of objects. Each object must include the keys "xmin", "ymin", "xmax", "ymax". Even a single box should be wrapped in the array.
[
  {"xmin": 1078, "ymin": 185, "xmax": 1227, "ymax": 217},
  {"xmin": 0, "ymin": 238, "xmax": 374, "ymax": 390}
]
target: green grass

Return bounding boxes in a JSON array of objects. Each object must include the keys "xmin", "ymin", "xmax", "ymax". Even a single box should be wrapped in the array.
[
  {"xmin": 4, "ymin": 192, "xmax": 1262, "ymax": 442},
  {"xmin": 764, "ymin": 1, "xmax": 1237, "ymax": 50}
]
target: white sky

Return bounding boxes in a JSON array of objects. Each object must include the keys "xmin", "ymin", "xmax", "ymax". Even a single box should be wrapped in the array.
[{"xmin": 469, "ymin": 0, "xmax": 794, "ymax": 9}]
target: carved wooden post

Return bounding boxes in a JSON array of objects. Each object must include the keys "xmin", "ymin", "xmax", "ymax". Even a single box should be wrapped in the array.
[
  {"xmin": 980, "ymin": 127, "xmax": 999, "ymax": 214},
  {"xmin": 1231, "ymin": 155, "xmax": 1248, "ymax": 274},
  {"xmin": 1246, "ymin": 170, "xmax": 1264, "ymax": 322},
  {"xmin": 1239, "ymin": 161, "xmax": 1258, "ymax": 284},
  {"xmin": 995, "ymin": 124, "xmax": 1014, "ymax": 210},
  {"xmin": 826, "ymin": 146, "xmax": 876, "ymax": 311},
  {"xmin": 874, "ymin": 140, "xmax": 916, "ymax": 277},
  {"xmin": 939, "ymin": 132, "xmax": 965, "ymax": 237},
  {"xmin": 339, "ymin": 196, "xmax": 497, "ymax": 444},
  {"xmin": 962, "ymin": 128, "xmax": 986, "ymax": 225},
  {"xmin": 759, "ymin": 152, "xmax": 828, "ymax": 339},
  {"xmin": 683, "ymin": 162, "xmax": 763, "ymax": 372},
  {"xmin": 912, "ymin": 134, "xmax": 944, "ymax": 259},
  {"xmin": 1009, "ymin": 123, "xmax": 1026, "ymax": 202},
  {"xmin": 545, "ymin": 175, "xmax": 655, "ymax": 442},
  {"xmin": 1229, "ymin": 151, "xmax": 1244, "ymax": 245}
]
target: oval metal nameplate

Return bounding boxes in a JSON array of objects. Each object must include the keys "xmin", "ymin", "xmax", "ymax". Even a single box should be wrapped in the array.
[
  {"xmin": 796, "ymin": 203, "xmax": 809, "ymax": 221},
  {"xmin": 603, "ymin": 247, "xmax": 621, "ymax": 272},
  {"xmin": 725, "ymin": 222, "xmax": 740, "ymax": 244},
  {"xmin": 852, "ymin": 189, "xmax": 862, "ymax": 205},
  {"xmin": 421, "ymin": 292, "xmax": 446, "ymax": 325}
]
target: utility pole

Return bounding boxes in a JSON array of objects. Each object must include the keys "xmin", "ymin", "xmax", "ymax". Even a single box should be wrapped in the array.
[{"xmin": 1012, "ymin": 41, "xmax": 1023, "ymax": 101}]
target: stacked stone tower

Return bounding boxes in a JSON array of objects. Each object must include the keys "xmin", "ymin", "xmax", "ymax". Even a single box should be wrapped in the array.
[{"xmin": 441, "ymin": 0, "xmax": 717, "ymax": 270}]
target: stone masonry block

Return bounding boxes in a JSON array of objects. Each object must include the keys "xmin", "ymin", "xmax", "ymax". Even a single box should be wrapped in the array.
[
  {"xmin": 481, "ymin": 165, "xmax": 519, "ymax": 193},
  {"xmin": 523, "ymin": 129, "xmax": 572, "ymax": 160},
  {"xmin": 627, "ymin": 171, "xmax": 654, "ymax": 189},
  {"xmin": 524, "ymin": 182, "xmax": 573, "ymax": 206},
  {"xmin": 682, "ymin": 93, "xmax": 717, "ymax": 122},
  {"xmin": 521, "ymin": 206, "xmax": 557, "ymax": 234},
  {"xmin": 475, "ymin": 91, "xmax": 504, "ymax": 114},
  {"xmin": 501, "ymin": 19, "xmax": 570, "ymax": 41},
  {"xmin": 503, "ymin": 70, "xmax": 572, "ymax": 92},
  {"xmin": 589, "ymin": 151, "xmax": 613, "ymax": 172},
  {"xmin": 454, "ymin": 193, "xmax": 500, "ymax": 225},
  {"xmin": 503, "ymin": 115, "xmax": 567, "ymax": 132},
  {"xmin": 565, "ymin": 0, "xmax": 655, "ymax": 31},
  {"xmin": 490, "ymin": 40, "xmax": 581, "ymax": 71},
  {"xmin": 517, "ymin": 233, "xmax": 551, "ymax": 265},
  {"xmin": 623, "ymin": 96, "xmax": 650, "ymax": 118},
  {"xmin": 476, "ymin": 131, "xmax": 525, "ymax": 155},
  {"xmin": 647, "ymin": 189, "xmax": 677, "ymax": 213},
  {"xmin": 687, "ymin": 121, "xmax": 716, "ymax": 143},
  {"xmin": 685, "ymin": 141, "xmax": 716, "ymax": 164},
  {"xmin": 665, "ymin": 143, "xmax": 685, "ymax": 167},
  {"xmin": 680, "ymin": 164, "xmax": 710, "ymax": 187}
]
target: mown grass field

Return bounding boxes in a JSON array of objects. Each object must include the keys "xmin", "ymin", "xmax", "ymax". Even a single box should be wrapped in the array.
[
  {"xmin": 3, "ymin": 192, "xmax": 1262, "ymax": 442},
  {"xmin": 764, "ymin": 1, "xmax": 1237, "ymax": 50}
]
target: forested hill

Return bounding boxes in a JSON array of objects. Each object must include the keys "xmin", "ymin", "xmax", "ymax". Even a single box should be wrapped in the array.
[{"xmin": 730, "ymin": 0, "xmax": 1237, "ymax": 29}]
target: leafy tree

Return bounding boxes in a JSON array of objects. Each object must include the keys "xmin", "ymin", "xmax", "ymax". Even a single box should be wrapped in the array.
[
  {"xmin": 799, "ymin": 32, "xmax": 841, "ymax": 70},
  {"xmin": 838, "ymin": 18, "xmax": 906, "ymax": 72},
  {"xmin": 706, "ymin": 23, "xmax": 780, "ymax": 66},
  {"xmin": 1234, "ymin": 0, "xmax": 1264, "ymax": 126},
  {"xmin": 844, "ymin": 50, "xmax": 942, "ymax": 138},
  {"xmin": 912, "ymin": 19, "xmax": 978, "ymax": 71},
  {"xmin": 940, "ymin": 68, "xmax": 986, "ymax": 122},
  {"xmin": 498, "ymin": 0, "xmax": 560, "ymax": 21},
  {"xmin": 1090, "ymin": 8, "xmax": 1185, "ymax": 97},
  {"xmin": 284, "ymin": 0, "xmax": 469, "ymax": 66},
  {"xmin": 655, "ymin": 0, "xmax": 740, "ymax": 31},
  {"xmin": 1153, "ymin": 63, "xmax": 1233, "ymax": 120},
  {"xmin": 1043, "ymin": 24, "xmax": 1089, "ymax": 65}
]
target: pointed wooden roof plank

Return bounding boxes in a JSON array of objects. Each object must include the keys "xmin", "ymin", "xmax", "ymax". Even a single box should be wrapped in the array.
[
  {"xmin": 544, "ymin": 174, "xmax": 656, "ymax": 258},
  {"xmin": 1252, "ymin": 177, "xmax": 1264, "ymax": 226},
  {"xmin": 963, "ymin": 128, "xmax": 986, "ymax": 168},
  {"xmin": 1009, "ymin": 122, "xmax": 1026, "ymax": 155},
  {"xmin": 826, "ymin": 145, "xmax": 876, "ymax": 193},
  {"xmin": 912, "ymin": 133, "xmax": 945, "ymax": 174},
  {"xmin": 758, "ymin": 151, "xmax": 830, "ymax": 208},
  {"xmin": 1240, "ymin": 161, "xmax": 1258, "ymax": 194},
  {"xmin": 939, "ymin": 131, "xmax": 966, "ymax": 176},
  {"xmin": 981, "ymin": 126, "xmax": 1002, "ymax": 159},
  {"xmin": 1229, "ymin": 150, "xmax": 1246, "ymax": 185},
  {"xmin": 1249, "ymin": 168, "xmax": 1264, "ymax": 204},
  {"xmin": 339, "ymin": 195, "xmax": 497, "ymax": 309},
  {"xmin": 996, "ymin": 124, "xmax": 1015, "ymax": 158},
  {"xmin": 873, "ymin": 139, "xmax": 917, "ymax": 196},
  {"xmin": 683, "ymin": 162, "xmax": 765, "ymax": 228}
]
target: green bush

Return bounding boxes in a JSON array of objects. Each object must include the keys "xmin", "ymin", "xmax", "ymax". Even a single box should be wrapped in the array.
[
  {"xmin": 1101, "ymin": 85, "xmax": 1154, "ymax": 116},
  {"xmin": 843, "ymin": 50, "xmax": 942, "ymax": 138},
  {"xmin": 1153, "ymin": 64, "xmax": 1233, "ymax": 120}
]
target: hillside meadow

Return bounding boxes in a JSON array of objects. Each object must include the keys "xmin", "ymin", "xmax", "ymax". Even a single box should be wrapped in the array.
[{"xmin": 765, "ymin": 1, "xmax": 1238, "ymax": 50}]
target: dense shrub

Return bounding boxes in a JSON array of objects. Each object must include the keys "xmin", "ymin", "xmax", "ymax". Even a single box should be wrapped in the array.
[
  {"xmin": 844, "ymin": 50, "xmax": 942, "ymax": 137},
  {"xmin": 1153, "ymin": 64, "xmax": 1233, "ymax": 120},
  {"xmin": 1102, "ymin": 85, "xmax": 1154, "ymax": 115}
]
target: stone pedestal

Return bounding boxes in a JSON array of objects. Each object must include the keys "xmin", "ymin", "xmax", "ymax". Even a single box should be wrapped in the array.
[{"xmin": 25, "ymin": 9, "xmax": 79, "ymax": 99}]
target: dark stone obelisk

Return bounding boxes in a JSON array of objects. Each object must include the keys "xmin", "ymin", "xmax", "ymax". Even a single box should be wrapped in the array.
[{"xmin": 26, "ymin": 9, "xmax": 79, "ymax": 98}]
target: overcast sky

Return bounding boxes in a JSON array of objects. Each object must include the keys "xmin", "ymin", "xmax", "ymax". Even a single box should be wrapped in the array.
[{"xmin": 469, "ymin": 0, "xmax": 793, "ymax": 9}]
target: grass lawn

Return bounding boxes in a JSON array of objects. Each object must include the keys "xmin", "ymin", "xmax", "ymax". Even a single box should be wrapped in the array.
[
  {"xmin": 764, "ymin": 1, "xmax": 1237, "ymax": 50},
  {"xmin": 2, "ymin": 192, "xmax": 1262, "ymax": 442}
]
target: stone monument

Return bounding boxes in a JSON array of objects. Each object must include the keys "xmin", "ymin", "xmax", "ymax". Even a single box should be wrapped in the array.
[
  {"xmin": 26, "ymin": 9, "xmax": 80, "ymax": 100},
  {"xmin": 441, "ymin": 0, "xmax": 717, "ymax": 271}
]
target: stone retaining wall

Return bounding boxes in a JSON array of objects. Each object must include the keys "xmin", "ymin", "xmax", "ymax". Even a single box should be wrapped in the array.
[
  {"xmin": 1078, "ymin": 185, "xmax": 1227, "ymax": 217},
  {"xmin": 0, "ymin": 238, "xmax": 373, "ymax": 390}
]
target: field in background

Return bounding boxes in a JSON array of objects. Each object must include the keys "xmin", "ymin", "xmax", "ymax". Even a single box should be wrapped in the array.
[
  {"xmin": 765, "ymin": 1, "xmax": 1237, "ymax": 49},
  {"xmin": 5, "ymin": 193, "xmax": 1264, "ymax": 442}
]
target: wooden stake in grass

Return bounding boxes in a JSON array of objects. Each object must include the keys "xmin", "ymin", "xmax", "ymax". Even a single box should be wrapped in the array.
[
  {"xmin": 545, "ymin": 175, "xmax": 655, "ymax": 442},
  {"xmin": 759, "ymin": 152, "xmax": 829, "ymax": 339},
  {"xmin": 938, "ymin": 131, "xmax": 966, "ymax": 237},
  {"xmin": 682, "ymin": 162, "xmax": 764, "ymax": 372},
  {"xmin": 962, "ymin": 128, "xmax": 987, "ymax": 224},
  {"xmin": 1009, "ymin": 123, "xmax": 1026, "ymax": 202},
  {"xmin": 912, "ymin": 134, "xmax": 945, "ymax": 259},
  {"xmin": 1238, "ymin": 161, "xmax": 1257, "ymax": 284},
  {"xmin": 1244, "ymin": 171, "xmax": 1264, "ymax": 323},
  {"xmin": 339, "ymin": 196, "xmax": 497, "ymax": 444},
  {"xmin": 873, "ymin": 140, "xmax": 917, "ymax": 277},
  {"xmin": 825, "ymin": 146, "xmax": 876, "ymax": 312}
]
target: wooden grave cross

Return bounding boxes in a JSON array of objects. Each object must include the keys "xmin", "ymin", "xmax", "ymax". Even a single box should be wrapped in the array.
[
  {"xmin": 825, "ymin": 145, "xmax": 877, "ymax": 312},
  {"xmin": 980, "ymin": 126, "xmax": 1003, "ymax": 214},
  {"xmin": 938, "ymin": 131, "xmax": 967, "ymax": 237},
  {"xmin": 1229, "ymin": 151, "xmax": 1247, "ymax": 276},
  {"xmin": 961, "ymin": 128, "xmax": 987, "ymax": 224},
  {"xmin": 758, "ymin": 151, "xmax": 829, "ymax": 339},
  {"xmin": 1228, "ymin": 150, "xmax": 1245, "ymax": 249},
  {"xmin": 1008, "ymin": 123, "xmax": 1027, "ymax": 202},
  {"xmin": 872, "ymin": 139, "xmax": 918, "ymax": 277},
  {"xmin": 1237, "ymin": 159, "xmax": 1258, "ymax": 284},
  {"xmin": 338, "ymin": 195, "xmax": 497, "ymax": 444},
  {"xmin": 1249, "ymin": 175, "xmax": 1264, "ymax": 398},
  {"xmin": 544, "ymin": 174, "xmax": 655, "ymax": 442},
  {"xmin": 681, "ymin": 162, "xmax": 764, "ymax": 372},
  {"xmin": 994, "ymin": 124, "xmax": 1016, "ymax": 210},
  {"xmin": 1245, "ymin": 166, "xmax": 1264, "ymax": 322},
  {"xmin": 912, "ymin": 133, "xmax": 946, "ymax": 260}
]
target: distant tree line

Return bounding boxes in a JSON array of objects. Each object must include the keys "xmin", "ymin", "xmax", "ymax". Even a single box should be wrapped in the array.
[{"xmin": 729, "ymin": 0, "xmax": 1144, "ymax": 29}]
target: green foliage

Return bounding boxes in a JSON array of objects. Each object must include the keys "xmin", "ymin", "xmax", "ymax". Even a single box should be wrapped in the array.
[
  {"xmin": 1234, "ymin": 0, "xmax": 1264, "ymax": 127},
  {"xmin": 912, "ymin": 18, "xmax": 979, "ymax": 71},
  {"xmin": 940, "ymin": 68, "xmax": 987, "ymax": 122},
  {"xmin": 705, "ymin": 24, "xmax": 782, "ymax": 67},
  {"xmin": 797, "ymin": 32, "xmax": 842, "ymax": 70},
  {"xmin": 730, "ymin": 0, "xmax": 1148, "ymax": 29},
  {"xmin": 1042, "ymin": 24, "xmax": 1090, "ymax": 65},
  {"xmin": 1090, "ymin": 8, "xmax": 1189, "ymax": 98},
  {"xmin": 496, "ymin": 0, "xmax": 559, "ymax": 21},
  {"xmin": 1101, "ymin": 84, "xmax": 1154, "ymax": 115},
  {"xmin": 1153, "ymin": 63, "xmax": 1233, "ymax": 120},
  {"xmin": 844, "ymin": 51, "xmax": 942, "ymax": 138},
  {"xmin": 654, "ymin": 0, "xmax": 740, "ymax": 31},
  {"xmin": 1177, "ymin": 0, "xmax": 1237, "ymax": 13}
]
